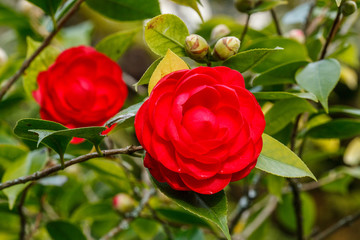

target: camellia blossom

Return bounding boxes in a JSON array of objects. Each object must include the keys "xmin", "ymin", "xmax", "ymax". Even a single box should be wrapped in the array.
[
  {"xmin": 33, "ymin": 46, "xmax": 128, "ymax": 143},
  {"xmin": 135, "ymin": 66, "xmax": 265, "ymax": 194}
]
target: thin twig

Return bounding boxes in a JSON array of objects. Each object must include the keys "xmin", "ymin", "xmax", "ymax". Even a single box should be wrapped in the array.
[
  {"xmin": 0, "ymin": 146, "xmax": 143, "ymax": 191},
  {"xmin": 320, "ymin": 7, "xmax": 342, "ymax": 59},
  {"xmin": 304, "ymin": 1, "xmax": 316, "ymax": 37},
  {"xmin": 288, "ymin": 179, "xmax": 304, "ymax": 240},
  {"xmin": 18, "ymin": 184, "xmax": 33, "ymax": 240},
  {"xmin": 100, "ymin": 188, "xmax": 156, "ymax": 240},
  {"xmin": 312, "ymin": 211, "xmax": 360, "ymax": 240},
  {"xmin": 0, "ymin": 0, "xmax": 85, "ymax": 101},
  {"xmin": 270, "ymin": 9, "xmax": 282, "ymax": 36},
  {"xmin": 229, "ymin": 173, "xmax": 261, "ymax": 234},
  {"xmin": 240, "ymin": 14, "xmax": 251, "ymax": 43}
]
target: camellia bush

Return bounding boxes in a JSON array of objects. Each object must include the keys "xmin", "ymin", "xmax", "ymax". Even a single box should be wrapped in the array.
[{"xmin": 0, "ymin": 0, "xmax": 360, "ymax": 239}]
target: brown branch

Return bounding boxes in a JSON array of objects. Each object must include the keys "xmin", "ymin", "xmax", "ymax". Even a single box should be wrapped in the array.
[
  {"xmin": 320, "ymin": 7, "xmax": 342, "ymax": 59},
  {"xmin": 312, "ymin": 211, "xmax": 360, "ymax": 240},
  {"xmin": 270, "ymin": 9, "xmax": 282, "ymax": 36},
  {"xmin": 0, "ymin": 0, "xmax": 85, "ymax": 101},
  {"xmin": 0, "ymin": 146, "xmax": 143, "ymax": 191},
  {"xmin": 100, "ymin": 188, "xmax": 156, "ymax": 240}
]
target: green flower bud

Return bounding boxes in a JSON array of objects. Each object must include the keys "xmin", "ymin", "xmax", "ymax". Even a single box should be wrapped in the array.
[
  {"xmin": 185, "ymin": 34, "xmax": 210, "ymax": 61},
  {"xmin": 212, "ymin": 37, "xmax": 241, "ymax": 61},
  {"xmin": 234, "ymin": 0, "xmax": 256, "ymax": 13},
  {"xmin": 210, "ymin": 24, "xmax": 231, "ymax": 41},
  {"xmin": 341, "ymin": 1, "xmax": 357, "ymax": 16},
  {"xmin": 112, "ymin": 193, "xmax": 136, "ymax": 213}
]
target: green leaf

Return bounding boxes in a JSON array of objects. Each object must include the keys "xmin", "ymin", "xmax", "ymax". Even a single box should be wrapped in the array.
[
  {"xmin": 155, "ymin": 208, "xmax": 211, "ymax": 227},
  {"xmin": 27, "ymin": 0, "xmax": 62, "ymax": 17},
  {"xmin": 2, "ymin": 149, "xmax": 47, "ymax": 209},
  {"xmin": 151, "ymin": 176, "xmax": 230, "ymax": 240},
  {"xmin": 256, "ymin": 134, "xmax": 316, "ymax": 180},
  {"xmin": 329, "ymin": 105, "xmax": 360, "ymax": 117},
  {"xmin": 85, "ymin": 0, "xmax": 161, "ymax": 21},
  {"xmin": 175, "ymin": 228, "xmax": 204, "ymax": 240},
  {"xmin": 60, "ymin": 21, "xmax": 93, "ymax": 48},
  {"xmin": 252, "ymin": 61, "xmax": 308, "ymax": 86},
  {"xmin": 23, "ymin": 37, "xmax": 59, "ymax": 98},
  {"xmin": 131, "ymin": 218, "xmax": 161, "ymax": 240},
  {"xmin": 71, "ymin": 201, "xmax": 117, "ymax": 222},
  {"xmin": 305, "ymin": 119, "xmax": 360, "ymax": 139},
  {"xmin": 170, "ymin": 0, "xmax": 203, "ymax": 21},
  {"xmin": 222, "ymin": 48, "xmax": 282, "ymax": 73},
  {"xmin": 295, "ymin": 59, "xmax": 341, "ymax": 112},
  {"xmin": 253, "ymin": 92, "xmax": 318, "ymax": 102},
  {"xmin": 306, "ymin": 35, "xmax": 323, "ymax": 61},
  {"xmin": 145, "ymin": 14, "xmax": 189, "ymax": 56},
  {"xmin": 335, "ymin": 0, "xmax": 342, "ymax": 7},
  {"xmin": 249, "ymin": 0, "xmax": 287, "ymax": 14},
  {"xmin": 106, "ymin": 100, "xmax": 145, "ymax": 128},
  {"xmin": 82, "ymin": 158, "xmax": 127, "ymax": 180},
  {"xmin": 46, "ymin": 220, "xmax": 86, "ymax": 240},
  {"xmin": 14, "ymin": 118, "xmax": 69, "ymax": 160},
  {"xmin": 245, "ymin": 37, "xmax": 308, "ymax": 72},
  {"xmin": 96, "ymin": 29, "xmax": 139, "ymax": 61},
  {"xmin": 0, "ymin": 144, "xmax": 28, "ymax": 168},
  {"xmin": 264, "ymin": 98, "xmax": 317, "ymax": 135},
  {"xmin": 134, "ymin": 58, "xmax": 162, "ymax": 91}
]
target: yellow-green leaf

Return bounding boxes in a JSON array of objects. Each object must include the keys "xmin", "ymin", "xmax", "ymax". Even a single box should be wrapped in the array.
[{"xmin": 148, "ymin": 49, "xmax": 189, "ymax": 95}]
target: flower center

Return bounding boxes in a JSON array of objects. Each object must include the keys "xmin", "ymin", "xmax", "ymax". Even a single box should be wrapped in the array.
[{"xmin": 182, "ymin": 106, "xmax": 218, "ymax": 139}]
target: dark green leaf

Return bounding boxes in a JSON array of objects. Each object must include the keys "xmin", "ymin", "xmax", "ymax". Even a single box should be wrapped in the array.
[
  {"xmin": 134, "ymin": 58, "xmax": 162, "ymax": 91},
  {"xmin": 252, "ymin": 61, "xmax": 308, "ymax": 86},
  {"xmin": 253, "ymin": 92, "xmax": 317, "ymax": 102},
  {"xmin": 155, "ymin": 208, "xmax": 210, "ymax": 227},
  {"xmin": 23, "ymin": 37, "xmax": 60, "ymax": 98},
  {"xmin": 151, "ymin": 176, "xmax": 230, "ymax": 240},
  {"xmin": 245, "ymin": 38, "xmax": 308, "ymax": 72},
  {"xmin": 96, "ymin": 29, "xmax": 139, "ymax": 61},
  {"xmin": 0, "ymin": 144, "xmax": 28, "ymax": 168},
  {"xmin": 2, "ymin": 149, "xmax": 47, "ymax": 209},
  {"xmin": 27, "ymin": 0, "xmax": 62, "ymax": 17},
  {"xmin": 306, "ymin": 119, "xmax": 360, "ymax": 139},
  {"xmin": 265, "ymin": 98, "xmax": 317, "ymax": 135},
  {"xmin": 86, "ymin": 0, "xmax": 161, "ymax": 21},
  {"xmin": 145, "ymin": 14, "xmax": 189, "ymax": 56},
  {"xmin": 306, "ymin": 36, "xmax": 323, "ymax": 61},
  {"xmin": 249, "ymin": 0, "xmax": 287, "ymax": 14},
  {"xmin": 46, "ymin": 220, "xmax": 86, "ymax": 240},
  {"xmin": 295, "ymin": 59, "xmax": 341, "ymax": 112},
  {"xmin": 257, "ymin": 134, "xmax": 316, "ymax": 180},
  {"xmin": 329, "ymin": 105, "xmax": 360, "ymax": 117},
  {"xmin": 106, "ymin": 100, "xmax": 145, "ymax": 128},
  {"xmin": 222, "ymin": 48, "xmax": 282, "ymax": 73},
  {"xmin": 175, "ymin": 228, "xmax": 204, "ymax": 240}
]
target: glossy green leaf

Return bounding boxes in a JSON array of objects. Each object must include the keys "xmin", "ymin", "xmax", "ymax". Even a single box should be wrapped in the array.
[
  {"xmin": 222, "ymin": 48, "xmax": 282, "ymax": 73},
  {"xmin": 151, "ymin": 177, "xmax": 230, "ymax": 240},
  {"xmin": 2, "ymin": 149, "xmax": 47, "ymax": 209},
  {"xmin": 85, "ymin": 0, "xmax": 161, "ymax": 21},
  {"xmin": 106, "ymin": 100, "xmax": 145, "ymax": 128},
  {"xmin": 46, "ymin": 220, "xmax": 86, "ymax": 240},
  {"xmin": 265, "ymin": 98, "xmax": 317, "ymax": 135},
  {"xmin": 256, "ymin": 134, "xmax": 316, "ymax": 180},
  {"xmin": 295, "ymin": 59, "xmax": 341, "ymax": 112},
  {"xmin": 170, "ymin": 0, "xmax": 203, "ymax": 21},
  {"xmin": 155, "ymin": 208, "xmax": 210, "ymax": 227},
  {"xmin": 27, "ymin": 0, "xmax": 62, "ymax": 17},
  {"xmin": 134, "ymin": 58, "xmax": 162, "ymax": 91},
  {"xmin": 96, "ymin": 29, "xmax": 139, "ymax": 61},
  {"xmin": 306, "ymin": 119, "xmax": 360, "ymax": 139},
  {"xmin": 145, "ymin": 14, "xmax": 189, "ymax": 56},
  {"xmin": 329, "ymin": 105, "xmax": 360, "ymax": 117},
  {"xmin": 252, "ymin": 61, "xmax": 308, "ymax": 86},
  {"xmin": 23, "ymin": 37, "xmax": 59, "ymax": 98},
  {"xmin": 249, "ymin": 0, "xmax": 287, "ymax": 14},
  {"xmin": 245, "ymin": 38, "xmax": 308, "ymax": 72},
  {"xmin": 253, "ymin": 92, "xmax": 317, "ymax": 102},
  {"xmin": 175, "ymin": 228, "xmax": 204, "ymax": 240}
]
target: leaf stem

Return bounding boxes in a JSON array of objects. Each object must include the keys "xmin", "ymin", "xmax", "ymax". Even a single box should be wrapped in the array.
[
  {"xmin": 0, "ymin": 0, "xmax": 85, "ymax": 101},
  {"xmin": 240, "ymin": 14, "xmax": 251, "ymax": 43},
  {"xmin": 0, "ymin": 145, "xmax": 143, "ymax": 191},
  {"xmin": 270, "ymin": 9, "xmax": 282, "ymax": 36},
  {"xmin": 320, "ymin": 7, "xmax": 342, "ymax": 60},
  {"xmin": 95, "ymin": 144, "xmax": 103, "ymax": 156}
]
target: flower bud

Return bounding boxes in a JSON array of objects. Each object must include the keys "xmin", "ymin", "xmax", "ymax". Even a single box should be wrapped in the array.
[
  {"xmin": 185, "ymin": 34, "xmax": 210, "ymax": 61},
  {"xmin": 212, "ymin": 37, "xmax": 241, "ymax": 61},
  {"xmin": 112, "ymin": 193, "xmax": 136, "ymax": 213},
  {"xmin": 0, "ymin": 48, "xmax": 8, "ymax": 66},
  {"xmin": 286, "ymin": 29, "xmax": 305, "ymax": 44},
  {"xmin": 341, "ymin": 1, "xmax": 357, "ymax": 16},
  {"xmin": 210, "ymin": 24, "xmax": 231, "ymax": 41},
  {"xmin": 234, "ymin": 0, "xmax": 256, "ymax": 13}
]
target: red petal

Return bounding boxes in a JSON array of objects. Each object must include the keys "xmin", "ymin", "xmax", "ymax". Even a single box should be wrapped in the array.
[
  {"xmin": 213, "ymin": 66, "xmax": 245, "ymax": 88},
  {"xmin": 180, "ymin": 173, "xmax": 232, "ymax": 194}
]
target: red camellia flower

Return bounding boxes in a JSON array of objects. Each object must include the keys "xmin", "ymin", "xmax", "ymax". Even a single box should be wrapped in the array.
[
  {"xmin": 135, "ymin": 66, "xmax": 265, "ymax": 194},
  {"xmin": 33, "ymin": 46, "xmax": 128, "ymax": 143}
]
